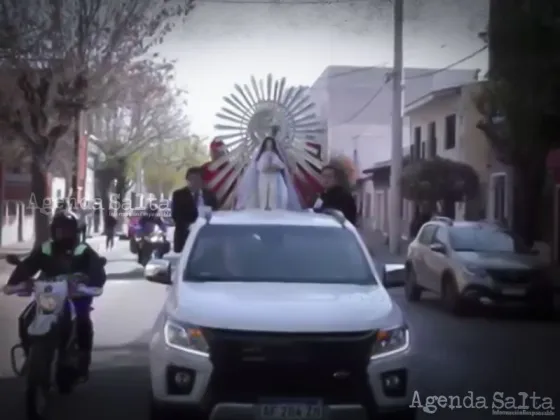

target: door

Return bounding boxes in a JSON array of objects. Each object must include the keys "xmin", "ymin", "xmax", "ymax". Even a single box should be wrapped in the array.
[
  {"xmin": 423, "ymin": 227, "xmax": 449, "ymax": 293},
  {"xmin": 411, "ymin": 224, "xmax": 437, "ymax": 288}
]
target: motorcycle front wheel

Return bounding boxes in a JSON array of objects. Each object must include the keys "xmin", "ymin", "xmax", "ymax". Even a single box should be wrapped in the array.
[
  {"xmin": 25, "ymin": 341, "xmax": 56, "ymax": 420},
  {"xmin": 140, "ymin": 246, "xmax": 151, "ymax": 266}
]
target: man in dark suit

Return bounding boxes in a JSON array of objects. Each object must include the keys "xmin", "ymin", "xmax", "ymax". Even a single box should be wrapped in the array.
[{"xmin": 171, "ymin": 167, "xmax": 219, "ymax": 253}]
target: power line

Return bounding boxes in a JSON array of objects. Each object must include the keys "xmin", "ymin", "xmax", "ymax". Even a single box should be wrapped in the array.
[
  {"xmin": 323, "ymin": 45, "xmax": 486, "ymax": 81},
  {"xmin": 340, "ymin": 45, "xmax": 487, "ymax": 124},
  {"xmin": 405, "ymin": 46, "xmax": 487, "ymax": 80},
  {"xmin": 341, "ymin": 73, "xmax": 391, "ymax": 124}
]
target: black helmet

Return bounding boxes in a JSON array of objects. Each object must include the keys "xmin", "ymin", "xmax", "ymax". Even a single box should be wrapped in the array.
[
  {"xmin": 50, "ymin": 211, "xmax": 79, "ymax": 249},
  {"xmin": 145, "ymin": 201, "xmax": 158, "ymax": 214}
]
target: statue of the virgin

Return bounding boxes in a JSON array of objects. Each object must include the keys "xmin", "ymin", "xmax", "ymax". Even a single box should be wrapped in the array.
[{"xmin": 235, "ymin": 136, "xmax": 301, "ymax": 210}]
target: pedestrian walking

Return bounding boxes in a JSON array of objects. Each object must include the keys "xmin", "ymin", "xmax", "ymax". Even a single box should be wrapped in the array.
[{"xmin": 105, "ymin": 213, "xmax": 117, "ymax": 250}]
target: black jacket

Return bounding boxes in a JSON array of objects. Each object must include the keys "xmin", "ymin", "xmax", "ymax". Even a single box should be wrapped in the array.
[
  {"xmin": 138, "ymin": 214, "xmax": 166, "ymax": 232},
  {"xmin": 316, "ymin": 186, "xmax": 357, "ymax": 225},
  {"xmin": 171, "ymin": 187, "xmax": 218, "ymax": 253},
  {"xmin": 7, "ymin": 242, "xmax": 107, "ymax": 291}
]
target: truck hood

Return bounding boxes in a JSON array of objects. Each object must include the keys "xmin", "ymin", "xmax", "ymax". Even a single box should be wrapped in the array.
[{"xmin": 171, "ymin": 281, "xmax": 401, "ymax": 332}]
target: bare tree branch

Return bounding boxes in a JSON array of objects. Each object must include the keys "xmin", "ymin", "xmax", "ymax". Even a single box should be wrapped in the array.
[
  {"xmin": 0, "ymin": 0, "xmax": 194, "ymax": 164},
  {"xmin": 89, "ymin": 67, "xmax": 190, "ymax": 163}
]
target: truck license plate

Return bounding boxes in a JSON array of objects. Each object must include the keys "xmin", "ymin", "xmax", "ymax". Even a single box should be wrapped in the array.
[{"xmin": 258, "ymin": 399, "xmax": 323, "ymax": 419}]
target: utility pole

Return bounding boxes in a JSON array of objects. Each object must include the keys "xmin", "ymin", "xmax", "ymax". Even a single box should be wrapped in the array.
[
  {"xmin": 388, "ymin": 0, "xmax": 404, "ymax": 254},
  {"xmin": 71, "ymin": 108, "xmax": 81, "ymax": 207}
]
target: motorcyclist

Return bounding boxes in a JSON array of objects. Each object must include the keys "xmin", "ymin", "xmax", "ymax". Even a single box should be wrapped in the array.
[
  {"xmin": 138, "ymin": 202, "xmax": 167, "ymax": 233},
  {"xmin": 136, "ymin": 202, "xmax": 168, "ymax": 263},
  {"xmin": 3, "ymin": 211, "xmax": 107, "ymax": 380}
]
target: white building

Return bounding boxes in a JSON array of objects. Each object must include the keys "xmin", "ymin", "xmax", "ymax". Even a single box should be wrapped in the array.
[{"xmin": 309, "ymin": 65, "xmax": 481, "ymax": 225}]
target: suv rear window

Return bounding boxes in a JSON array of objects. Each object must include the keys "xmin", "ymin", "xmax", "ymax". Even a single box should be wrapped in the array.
[{"xmin": 185, "ymin": 224, "xmax": 376, "ymax": 285}]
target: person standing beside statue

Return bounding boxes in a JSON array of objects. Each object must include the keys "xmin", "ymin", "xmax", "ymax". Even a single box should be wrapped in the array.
[
  {"xmin": 314, "ymin": 156, "xmax": 357, "ymax": 225},
  {"xmin": 171, "ymin": 167, "xmax": 218, "ymax": 253}
]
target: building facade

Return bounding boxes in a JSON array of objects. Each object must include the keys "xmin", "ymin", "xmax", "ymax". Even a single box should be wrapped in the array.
[
  {"xmin": 366, "ymin": 81, "xmax": 503, "ymax": 242},
  {"xmin": 0, "ymin": 132, "xmax": 89, "ymax": 246},
  {"xmin": 309, "ymin": 65, "xmax": 482, "ymax": 226}
]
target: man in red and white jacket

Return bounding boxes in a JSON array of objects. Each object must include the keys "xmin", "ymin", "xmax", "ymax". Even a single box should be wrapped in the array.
[{"xmin": 200, "ymin": 139, "xmax": 236, "ymax": 208}]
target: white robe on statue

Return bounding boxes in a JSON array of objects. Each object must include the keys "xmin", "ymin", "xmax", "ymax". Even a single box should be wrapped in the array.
[
  {"xmin": 256, "ymin": 151, "xmax": 287, "ymax": 209},
  {"xmin": 235, "ymin": 150, "xmax": 303, "ymax": 211}
]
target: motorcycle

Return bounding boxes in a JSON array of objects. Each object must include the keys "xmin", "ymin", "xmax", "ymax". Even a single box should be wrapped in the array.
[
  {"xmin": 136, "ymin": 225, "xmax": 168, "ymax": 266},
  {"xmin": 3, "ymin": 254, "xmax": 106, "ymax": 420}
]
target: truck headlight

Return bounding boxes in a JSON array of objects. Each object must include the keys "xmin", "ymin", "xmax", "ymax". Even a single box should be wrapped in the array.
[
  {"xmin": 37, "ymin": 293, "xmax": 59, "ymax": 313},
  {"xmin": 164, "ymin": 320, "xmax": 209, "ymax": 357},
  {"xmin": 370, "ymin": 326, "xmax": 409, "ymax": 360}
]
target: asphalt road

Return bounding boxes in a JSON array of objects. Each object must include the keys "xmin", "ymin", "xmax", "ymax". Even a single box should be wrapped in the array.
[{"xmin": 0, "ymin": 238, "xmax": 559, "ymax": 419}]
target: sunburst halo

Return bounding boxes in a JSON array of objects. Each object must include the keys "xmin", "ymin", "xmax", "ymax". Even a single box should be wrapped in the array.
[{"xmin": 211, "ymin": 74, "xmax": 326, "ymax": 208}]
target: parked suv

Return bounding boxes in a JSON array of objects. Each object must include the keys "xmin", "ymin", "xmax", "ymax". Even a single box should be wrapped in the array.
[
  {"xmin": 144, "ymin": 209, "xmax": 415, "ymax": 420},
  {"xmin": 405, "ymin": 217, "xmax": 554, "ymax": 316}
]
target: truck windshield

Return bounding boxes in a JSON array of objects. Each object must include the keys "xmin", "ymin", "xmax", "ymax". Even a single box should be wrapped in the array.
[{"xmin": 184, "ymin": 224, "xmax": 376, "ymax": 285}]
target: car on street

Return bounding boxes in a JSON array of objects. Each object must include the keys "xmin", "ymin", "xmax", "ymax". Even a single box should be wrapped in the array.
[
  {"xmin": 144, "ymin": 209, "xmax": 414, "ymax": 420},
  {"xmin": 405, "ymin": 217, "xmax": 555, "ymax": 316}
]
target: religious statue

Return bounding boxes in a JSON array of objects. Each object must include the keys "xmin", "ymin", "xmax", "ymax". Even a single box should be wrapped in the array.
[
  {"xmin": 235, "ymin": 136, "xmax": 301, "ymax": 210},
  {"xmin": 255, "ymin": 137, "xmax": 287, "ymax": 209}
]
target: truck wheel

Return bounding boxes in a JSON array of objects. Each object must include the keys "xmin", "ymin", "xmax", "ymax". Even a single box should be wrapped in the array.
[
  {"xmin": 441, "ymin": 275, "xmax": 465, "ymax": 315},
  {"xmin": 404, "ymin": 265, "xmax": 422, "ymax": 302}
]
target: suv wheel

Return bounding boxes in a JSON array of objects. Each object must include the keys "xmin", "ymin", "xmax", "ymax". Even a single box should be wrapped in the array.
[
  {"xmin": 404, "ymin": 265, "xmax": 422, "ymax": 302},
  {"xmin": 441, "ymin": 275, "xmax": 464, "ymax": 315}
]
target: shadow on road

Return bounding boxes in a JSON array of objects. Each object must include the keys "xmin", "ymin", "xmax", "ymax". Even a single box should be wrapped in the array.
[
  {"xmin": 105, "ymin": 254, "xmax": 180, "ymax": 281},
  {"xmin": 0, "ymin": 365, "xmax": 152, "ymax": 420},
  {"xmin": 0, "ymin": 332, "xmax": 153, "ymax": 420},
  {"xmin": 411, "ymin": 295, "xmax": 560, "ymax": 323},
  {"xmin": 105, "ymin": 268, "xmax": 145, "ymax": 280}
]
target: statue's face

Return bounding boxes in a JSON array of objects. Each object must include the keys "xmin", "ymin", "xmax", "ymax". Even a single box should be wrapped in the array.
[{"xmin": 264, "ymin": 139, "xmax": 273, "ymax": 151}]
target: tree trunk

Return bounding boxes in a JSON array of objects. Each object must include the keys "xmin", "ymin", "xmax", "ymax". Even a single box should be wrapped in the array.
[
  {"xmin": 441, "ymin": 199, "xmax": 455, "ymax": 218},
  {"xmin": 31, "ymin": 156, "xmax": 50, "ymax": 247},
  {"xmin": 511, "ymin": 160, "xmax": 546, "ymax": 247},
  {"xmin": 96, "ymin": 167, "xmax": 115, "ymax": 223}
]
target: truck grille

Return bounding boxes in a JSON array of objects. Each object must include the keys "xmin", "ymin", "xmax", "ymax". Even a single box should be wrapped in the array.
[
  {"xmin": 486, "ymin": 269, "xmax": 542, "ymax": 285},
  {"xmin": 202, "ymin": 328, "xmax": 377, "ymax": 406}
]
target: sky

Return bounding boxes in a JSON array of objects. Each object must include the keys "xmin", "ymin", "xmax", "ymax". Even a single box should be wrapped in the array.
[{"xmin": 157, "ymin": 0, "xmax": 489, "ymax": 138}]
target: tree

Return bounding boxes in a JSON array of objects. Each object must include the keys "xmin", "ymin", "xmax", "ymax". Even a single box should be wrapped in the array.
[
  {"xmin": 401, "ymin": 157, "xmax": 480, "ymax": 216},
  {"xmin": 0, "ymin": 0, "xmax": 193, "ymax": 244},
  {"xmin": 133, "ymin": 136, "xmax": 207, "ymax": 198},
  {"xmin": 87, "ymin": 69, "xmax": 190, "ymax": 219},
  {"xmin": 475, "ymin": 0, "xmax": 560, "ymax": 244}
]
